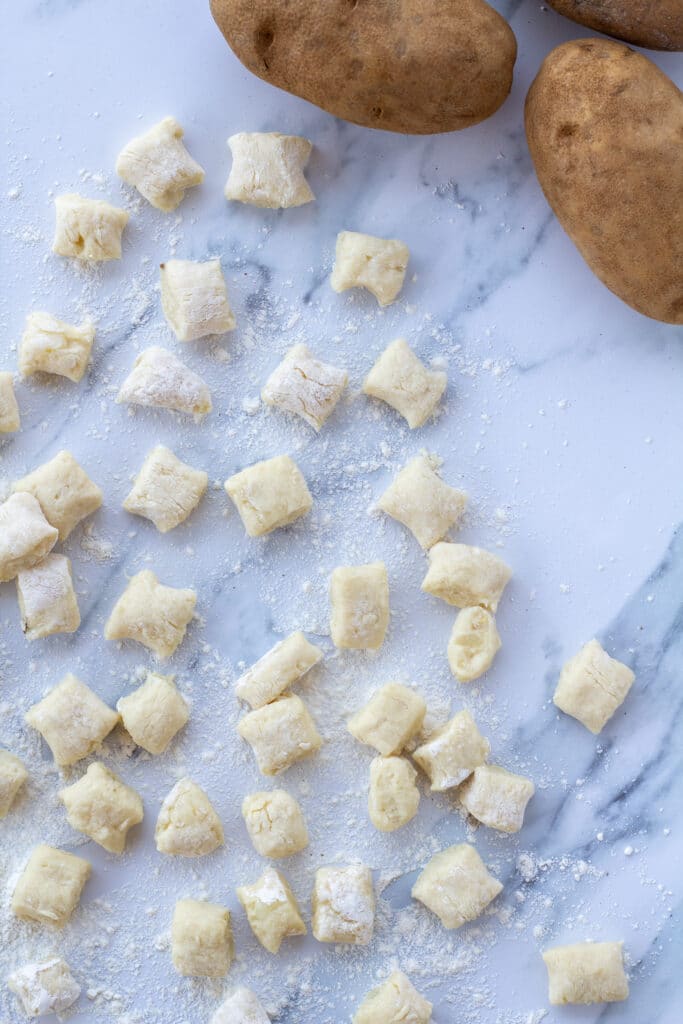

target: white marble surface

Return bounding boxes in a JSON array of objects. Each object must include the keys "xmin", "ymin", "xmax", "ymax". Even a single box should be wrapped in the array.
[{"xmin": 1, "ymin": 2, "xmax": 682, "ymax": 1023}]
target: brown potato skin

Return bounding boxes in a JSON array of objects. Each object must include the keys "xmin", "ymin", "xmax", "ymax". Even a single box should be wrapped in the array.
[
  {"xmin": 546, "ymin": 0, "xmax": 683, "ymax": 52},
  {"xmin": 210, "ymin": 0, "xmax": 517, "ymax": 134},
  {"xmin": 525, "ymin": 39, "xmax": 683, "ymax": 324}
]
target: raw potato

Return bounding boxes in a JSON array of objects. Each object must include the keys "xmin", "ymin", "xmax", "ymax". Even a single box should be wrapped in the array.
[
  {"xmin": 0, "ymin": 749, "xmax": 28, "ymax": 819},
  {"xmin": 363, "ymin": 339, "xmax": 446, "ymax": 428},
  {"xmin": 210, "ymin": 0, "xmax": 517, "ymax": 134},
  {"xmin": 542, "ymin": 941, "xmax": 629, "ymax": 1005},
  {"xmin": 329, "ymin": 561, "xmax": 389, "ymax": 650},
  {"xmin": 0, "ymin": 493, "xmax": 58, "ymax": 583},
  {"xmin": 553, "ymin": 638, "xmax": 634, "ymax": 734},
  {"xmin": 171, "ymin": 899, "xmax": 233, "ymax": 977},
  {"xmin": 123, "ymin": 445, "xmax": 208, "ymax": 533},
  {"xmin": 525, "ymin": 39, "xmax": 683, "ymax": 324},
  {"xmin": 155, "ymin": 778, "xmax": 224, "ymax": 857},
  {"xmin": 377, "ymin": 454, "xmax": 466, "ymax": 549},
  {"xmin": 25, "ymin": 674, "xmax": 119, "ymax": 767},
  {"xmin": 116, "ymin": 672, "xmax": 189, "ymax": 754},
  {"xmin": 353, "ymin": 970, "xmax": 432, "ymax": 1024},
  {"xmin": 53, "ymin": 194, "xmax": 128, "ymax": 261},
  {"xmin": 17, "ymin": 554, "xmax": 80, "ymax": 640},
  {"xmin": 312, "ymin": 865, "xmax": 375, "ymax": 944},
  {"xmin": 19, "ymin": 312, "xmax": 95, "ymax": 382},
  {"xmin": 211, "ymin": 988, "xmax": 270, "ymax": 1024},
  {"xmin": 59, "ymin": 762, "xmax": 143, "ymax": 854},
  {"xmin": 12, "ymin": 844, "xmax": 91, "ymax": 927},
  {"xmin": 116, "ymin": 117, "xmax": 205, "ymax": 211},
  {"xmin": 459, "ymin": 764, "xmax": 535, "ymax": 833},
  {"xmin": 348, "ymin": 682, "xmax": 426, "ymax": 756},
  {"xmin": 14, "ymin": 450, "xmax": 103, "ymax": 541},
  {"xmin": 368, "ymin": 756, "xmax": 420, "ymax": 832},
  {"xmin": 8, "ymin": 958, "xmax": 80, "ymax": 1018},
  {"xmin": 544, "ymin": 1, "xmax": 683, "ymax": 51},
  {"xmin": 411, "ymin": 843, "xmax": 502, "ymax": 929},
  {"xmin": 412, "ymin": 710, "xmax": 490, "ymax": 792},
  {"xmin": 331, "ymin": 232, "xmax": 409, "ymax": 307},
  {"xmin": 226, "ymin": 132, "xmax": 314, "ymax": 208},
  {"xmin": 235, "ymin": 631, "xmax": 323, "ymax": 709},
  {"xmin": 448, "ymin": 607, "xmax": 501, "ymax": 682},
  {"xmin": 160, "ymin": 259, "xmax": 236, "ymax": 341},
  {"xmin": 262, "ymin": 344, "xmax": 347, "ymax": 431},
  {"xmin": 104, "ymin": 570, "xmax": 196, "ymax": 659},
  {"xmin": 117, "ymin": 346, "xmax": 212, "ymax": 419},
  {"xmin": 0, "ymin": 371, "xmax": 20, "ymax": 432},
  {"xmin": 225, "ymin": 455, "xmax": 312, "ymax": 537},
  {"xmin": 237, "ymin": 867, "xmax": 306, "ymax": 953},
  {"xmin": 422, "ymin": 542, "xmax": 512, "ymax": 611},
  {"xmin": 238, "ymin": 694, "xmax": 322, "ymax": 775}
]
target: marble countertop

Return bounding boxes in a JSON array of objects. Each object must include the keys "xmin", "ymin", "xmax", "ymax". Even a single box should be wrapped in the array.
[{"xmin": 1, "ymin": 2, "xmax": 681, "ymax": 1023}]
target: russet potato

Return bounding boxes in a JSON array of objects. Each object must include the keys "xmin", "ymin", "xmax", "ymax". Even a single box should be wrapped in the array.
[{"xmin": 546, "ymin": 0, "xmax": 682, "ymax": 52}]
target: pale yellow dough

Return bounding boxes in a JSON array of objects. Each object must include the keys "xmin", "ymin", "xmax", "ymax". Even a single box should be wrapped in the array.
[
  {"xmin": 104, "ymin": 570, "xmax": 196, "ymax": 659},
  {"xmin": 348, "ymin": 682, "xmax": 426, "ymax": 756},
  {"xmin": 13, "ymin": 449, "xmax": 103, "ymax": 541},
  {"xmin": 422, "ymin": 542, "xmax": 512, "ymax": 611},
  {"xmin": 448, "ymin": 607, "xmax": 501, "ymax": 682},
  {"xmin": 377, "ymin": 454, "xmax": 466, "ymax": 549},
  {"xmin": 116, "ymin": 117, "xmax": 204, "ymax": 211},
  {"xmin": 116, "ymin": 672, "xmax": 189, "ymax": 754},
  {"xmin": 17, "ymin": 553, "xmax": 80, "ymax": 640},
  {"xmin": 225, "ymin": 132, "xmax": 314, "ymax": 209},
  {"xmin": 0, "ymin": 749, "xmax": 28, "ymax": 819},
  {"xmin": 123, "ymin": 445, "xmax": 208, "ymax": 533},
  {"xmin": 553, "ymin": 639, "xmax": 634, "ymax": 734},
  {"xmin": 53, "ymin": 193, "xmax": 128, "ymax": 261},
  {"xmin": 155, "ymin": 778, "xmax": 223, "ymax": 857},
  {"xmin": 261, "ymin": 344, "xmax": 347, "ymax": 431},
  {"xmin": 8, "ymin": 957, "xmax": 80, "ymax": 1018},
  {"xmin": 368, "ymin": 756, "xmax": 420, "ymax": 832},
  {"xmin": 160, "ymin": 258, "xmax": 236, "ymax": 341},
  {"xmin": 12, "ymin": 844, "xmax": 91, "ymax": 927},
  {"xmin": 235, "ymin": 631, "xmax": 323, "ymax": 709},
  {"xmin": 171, "ymin": 899, "xmax": 233, "ymax": 977},
  {"xmin": 225, "ymin": 455, "xmax": 312, "ymax": 538},
  {"xmin": 238, "ymin": 694, "xmax": 322, "ymax": 776},
  {"xmin": 413, "ymin": 710, "xmax": 490, "ymax": 792},
  {"xmin": 459, "ymin": 764, "xmax": 535, "ymax": 834},
  {"xmin": 353, "ymin": 970, "xmax": 432, "ymax": 1024},
  {"xmin": 412, "ymin": 843, "xmax": 502, "ymax": 929},
  {"xmin": 241, "ymin": 789, "xmax": 309, "ymax": 859},
  {"xmin": 25, "ymin": 674, "xmax": 118, "ymax": 767},
  {"xmin": 60, "ymin": 762, "xmax": 143, "ymax": 854},
  {"xmin": 329, "ymin": 561, "xmax": 389, "ymax": 650},
  {"xmin": 331, "ymin": 232, "xmax": 409, "ymax": 307},
  {"xmin": 363, "ymin": 339, "xmax": 446, "ymax": 427},
  {"xmin": 117, "ymin": 346, "xmax": 212, "ymax": 419},
  {"xmin": 237, "ymin": 867, "xmax": 306, "ymax": 953},
  {"xmin": 0, "ymin": 492, "xmax": 58, "ymax": 583},
  {"xmin": 542, "ymin": 941, "xmax": 629, "ymax": 1005},
  {"xmin": 312, "ymin": 865, "xmax": 375, "ymax": 944},
  {"xmin": 0, "ymin": 371, "xmax": 20, "ymax": 432},
  {"xmin": 19, "ymin": 312, "xmax": 95, "ymax": 382}
]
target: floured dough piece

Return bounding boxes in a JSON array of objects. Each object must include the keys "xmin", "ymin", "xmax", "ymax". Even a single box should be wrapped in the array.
[
  {"xmin": 237, "ymin": 867, "xmax": 306, "ymax": 954},
  {"xmin": 160, "ymin": 258, "xmax": 236, "ymax": 341},
  {"xmin": 14, "ymin": 450, "xmax": 103, "ymax": 541},
  {"xmin": 225, "ymin": 132, "xmax": 314, "ymax": 209},
  {"xmin": 211, "ymin": 988, "xmax": 270, "ymax": 1024},
  {"xmin": 19, "ymin": 313, "xmax": 95, "ymax": 383},
  {"xmin": 116, "ymin": 117, "xmax": 204, "ymax": 211},
  {"xmin": 155, "ymin": 778, "xmax": 223, "ymax": 857},
  {"xmin": 422, "ymin": 542, "xmax": 512, "ymax": 611},
  {"xmin": 329, "ymin": 561, "xmax": 389, "ymax": 650},
  {"xmin": 312, "ymin": 865, "xmax": 375, "ymax": 945},
  {"xmin": 12, "ymin": 844, "xmax": 91, "ymax": 926},
  {"xmin": 412, "ymin": 843, "xmax": 502, "ymax": 929},
  {"xmin": 241, "ymin": 789, "xmax": 308, "ymax": 859},
  {"xmin": 353, "ymin": 970, "xmax": 432, "ymax": 1024},
  {"xmin": 554, "ymin": 639, "xmax": 635, "ymax": 734},
  {"xmin": 0, "ymin": 371, "xmax": 20, "ymax": 432},
  {"xmin": 172, "ymin": 899, "xmax": 233, "ymax": 977},
  {"xmin": 448, "ymin": 607, "xmax": 501, "ymax": 682},
  {"xmin": 348, "ymin": 682, "xmax": 426, "ymax": 756},
  {"xmin": 59, "ymin": 762, "xmax": 143, "ymax": 854},
  {"xmin": 123, "ymin": 445, "xmax": 208, "ymax": 533},
  {"xmin": 236, "ymin": 631, "xmax": 323, "ymax": 709},
  {"xmin": 16, "ymin": 554, "xmax": 80, "ymax": 640},
  {"xmin": 377, "ymin": 454, "xmax": 466, "ymax": 549},
  {"xmin": 0, "ymin": 749, "xmax": 28, "ymax": 818},
  {"xmin": 542, "ymin": 941, "xmax": 629, "ymax": 1005},
  {"xmin": 117, "ymin": 346, "xmax": 212, "ymax": 419},
  {"xmin": 262, "ymin": 344, "xmax": 347, "ymax": 431},
  {"xmin": 8, "ymin": 958, "xmax": 80, "ymax": 1018},
  {"xmin": 368, "ymin": 756, "xmax": 419, "ymax": 832},
  {"xmin": 364, "ymin": 339, "xmax": 446, "ymax": 428},
  {"xmin": 53, "ymin": 194, "xmax": 128, "ymax": 261},
  {"xmin": 238, "ymin": 694, "xmax": 322, "ymax": 776},
  {"xmin": 459, "ymin": 764, "xmax": 534, "ymax": 834},
  {"xmin": 413, "ymin": 710, "xmax": 490, "ymax": 792},
  {"xmin": 0, "ymin": 493, "xmax": 58, "ymax": 583},
  {"xmin": 104, "ymin": 570, "xmax": 196, "ymax": 659},
  {"xmin": 225, "ymin": 455, "xmax": 312, "ymax": 537},
  {"xmin": 25, "ymin": 674, "xmax": 118, "ymax": 767},
  {"xmin": 116, "ymin": 672, "xmax": 189, "ymax": 754},
  {"xmin": 331, "ymin": 232, "xmax": 409, "ymax": 307}
]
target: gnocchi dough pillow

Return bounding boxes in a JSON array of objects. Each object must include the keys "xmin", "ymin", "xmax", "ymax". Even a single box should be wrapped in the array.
[
  {"xmin": 241, "ymin": 789, "xmax": 308, "ymax": 858},
  {"xmin": 8, "ymin": 958, "xmax": 80, "ymax": 1018},
  {"xmin": 117, "ymin": 346, "xmax": 212, "ymax": 419},
  {"xmin": 448, "ymin": 607, "xmax": 501, "ymax": 682},
  {"xmin": 19, "ymin": 312, "xmax": 95, "ymax": 383},
  {"xmin": 237, "ymin": 867, "xmax": 306, "ymax": 953},
  {"xmin": 116, "ymin": 672, "xmax": 189, "ymax": 754},
  {"xmin": 422, "ymin": 542, "xmax": 512, "ymax": 611},
  {"xmin": 459, "ymin": 764, "xmax": 534, "ymax": 833},
  {"xmin": 225, "ymin": 455, "xmax": 312, "ymax": 537},
  {"xmin": 553, "ymin": 639, "xmax": 634, "ymax": 734},
  {"xmin": 155, "ymin": 778, "xmax": 224, "ymax": 857},
  {"xmin": 123, "ymin": 445, "xmax": 208, "ymax": 533},
  {"xmin": 368, "ymin": 756, "xmax": 420, "ymax": 832},
  {"xmin": 13, "ymin": 449, "xmax": 103, "ymax": 541},
  {"xmin": 104, "ymin": 570, "xmax": 196, "ymax": 659},
  {"xmin": 331, "ymin": 232, "xmax": 409, "ymax": 307},
  {"xmin": 377, "ymin": 454, "xmax": 466, "ymax": 549},
  {"xmin": 329, "ymin": 561, "xmax": 389, "ymax": 650},
  {"xmin": 312, "ymin": 865, "xmax": 375, "ymax": 945},
  {"xmin": 17, "ymin": 553, "xmax": 80, "ymax": 640},
  {"xmin": 0, "ymin": 492, "xmax": 58, "ymax": 583},
  {"xmin": 116, "ymin": 117, "xmax": 204, "ymax": 211},
  {"xmin": 348, "ymin": 682, "xmax": 426, "ymax": 756},
  {"xmin": 238, "ymin": 694, "xmax": 322, "ymax": 775},
  {"xmin": 262, "ymin": 344, "xmax": 348, "ymax": 431},
  {"xmin": 542, "ymin": 941, "xmax": 628, "ymax": 1005},
  {"xmin": 0, "ymin": 371, "xmax": 20, "ymax": 432},
  {"xmin": 413, "ymin": 710, "xmax": 490, "ymax": 792},
  {"xmin": 0, "ymin": 749, "xmax": 28, "ymax": 819},
  {"xmin": 211, "ymin": 988, "xmax": 270, "ymax": 1024},
  {"xmin": 225, "ymin": 132, "xmax": 314, "ymax": 209},
  {"xmin": 25, "ymin": 674, "xmax": 118, "ymax": 767},
  {"xmin": 172, "ymin": 899, "xmax": 233, "ymax": 977},
  {"xmin": 411, "ymin": 843, "xmax": 502, "ymax": 929},
  {"xmin": 353, "ymin": 970, "xmax": 432, "ymax": 1024},
  {"xmin": 235, "ymin": 631, "xmax": 323, "ymax": 709},
  {"xmin": 12, "ymin": 844, "xmax": 91, "ymax": 927},
  {"xmin": 364, "ymin": 339, "xmax": 446, "ymax": 428},
  {"xmin": 160, "ymin": 258, "xmax": 236, "ymax": 341},
  {"xmin": 59, "ymin": 762, "xmax": 143, "ymax": 854},
  {"xmin": 53, "ymin": 193, "xmax": 129, "ymax": 261}
]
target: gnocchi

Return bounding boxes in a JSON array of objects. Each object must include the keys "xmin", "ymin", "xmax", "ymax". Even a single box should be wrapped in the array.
[
  {"xmin": 312, "ymin": 865, "xmax": 375, "ymax": 945},
  {"xmin": 448, "ymin": 607, "xmax": 501, "ymax": 682},
  {"xmin": 363, "ymin": 339, "xmax": 446, "ymax": 428},
  {"xmin": 160, "ymin": 258, "xmax": 236, "ymax": 341},
  {"xmin": 329, "ymin": 561, "xmax": 389, "ymax": 650},
  {"xmin": 241, "ymin": 789, "xmax": 308, "ymax": 859},
  {"xmin": 377, "ymin": 454, "xmax": 466, "ymax": 549},
  {"xmin": 237, "ymin": 867, "xmax": 306, "ymax": 954},
  {"xmin": 53, "ymin": 193, "xmax": 128, "ymax": 261},
  {"xmin": 12, "ymin": 844, "xmax": 91, "ymax": 927},
  {"xmin": 225, "ymin": 455, "xmax": 312, "ymax": 537},
  {"xmin": 422, "ymin": 543, "xmax": 512, "ymax": 611},
  {"xmin": 542, "ymin": 941, "xmax": 629, "ymax": 1005},
  {"xmin": 411, "ymin": 843, "xmax": 502, "ymax": 929},
  {"xmin": 353, "ymin": 971, "xmax": 432, "ymax": 1024},
  {"xmin": 116, "ymin": 117, "xmax": 204, "ymax": 212},
  {"xmin": 123, "ymin": 445, "xmax": 208, "ymax": 533},
  {"xmin": 0, "ymin": 371, "xmax": 20, "ymax": 432},
  {"xmin": 331, "ymin": 232, "xmax": 409, "ymax": 307},
  {"xmin": 413, "ymin": 710, "xmax": 490, "ymax": 792},
  {"xmin": 459, "ymin": 764, "xmax": 535, "ymax": 834},
  {"xmin": 59, "ymin": 762, "xmax": 143, "ymax": 854},
  {"xmin": 238, "ymin": 694, "xmax": 322, "ymax": 776},
  {"xmin": 211, "ymin": 988, "xmax": 270, "ymax": 1024},
  {"xmin": 104, "ymin": 570, "xmax": 196, "ymax": 659},
  {"xmin": 261, "ymin": 344, "xmax": 347, "ymax": 431},
  {"xmin": 171, "ymin": 899, "xmax": 233, "ymax": 977},
  {"xmin": 19, "ymin": 312, "xmax": 95, "ymax": 383},
  {"xmin": 0, "ymin": 492, "xmax": 58, "ymax": 583},
  {"xmin": 225, "ymin": 132, "xmax": 314, "ymax": 209},
  {"xmin": 8, "ymin": 958, "xmax": 80, "ymax": 1019},
  {"xmin": 348, "ymin": 682, "xmax": 426, "ymax": 756},
  {"xmin": 235, "ymin": 631, "xmax": 323, "ymax": 709},
  {"xmin": 368, "ymin": 756, "xmax": 420, "ymax": 832},
  {"xmin": 553, "ymin": 639, "xmax": 634, "ymax": 734},
  {"xmin": 16, "ymin": 554, "xmax": 80, "ymax": 640},
  {"xmin": 155, "ymin": 778, "xmax": 224, "ymax": 857},
  {"xmin": 117, "ymin": 346, "xmax": 212, "ymax": 419},
  {"xmin": 25, "ymin": 674, "xmax": 118, "ymax": 767},
  {"xmin": 0, "ymin": 749, "xmax": 28, "ymax": 819},
  {"xmin": 13, "ymin": 449, "xmax": 103, "ymax": 541},
  {"xmin": 116, "ymin": 672, "xmax": 189, "ymax": 754}
]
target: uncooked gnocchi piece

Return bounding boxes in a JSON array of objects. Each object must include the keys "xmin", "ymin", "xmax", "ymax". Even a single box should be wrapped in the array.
[
  {"xmin": 413, "ymin": 710, "xmax": 490, "ymax": 792},
  {"xmin": 237, "ymin": 867, "xmax": 306, "ymax": 954},
  {"xmin": 363, "ymin": 339, "xmax": 446, "ymax": 428},
  {"xmin": 348, "ymin": 682, "xmax": 426, "ymax": 756},
  {"xmin": 116, "ymin": 117, "xmax": 205, "ymax": 212},
  {"xmin": 448, "ymin": 607, "xmax": 501, "ymax": 682},
  {"xmin": 0, "ymin": 749, "xmax": 28, "ymax": 819},
  {"xmin": 261, "ymin": 344, "xmax": 348, "ymax": 431},
  {"xmin": 59, "ymin": 762, "xmax": 143, "ymax": 854},
  {"xmin": 353, "ymin": 970, "xmax": 432, "ymax": 1024},
  {"xmin": 329, "ymin": 561, "xmax": 389, "ymax": 650},
  {"xmin": 331, "ymin": 232, "xmax": 409, "ymax": 307},
  {"xmin": 422, "ymin": 543, "xmax": 512, "ymax": 611},
  {"xmin": 13, "ymin": 449, "xmax": 103, "ymax": 541},
  {"xmin": 25, "ymin": 674, "xmax": 119, "ymax": 767},
  {"xmin": 160, "ymin": 258, "xmax": 236, "ymax": 341},
  {"xmin": 123, "ymin": 445, "xmax": 208, "ymax": 533},
  {"xmin": 235, "ymin": 631, "xmax": 323, "ymax": 709},
  {"xmin": 225, "ymin": 455, "xmax": 312, "ymax": 538},
  {"xmin": 238, "ymin": 694, "xmax": 322, "ymax": 776},
  {"xmin": 8, "ymin": 958, "xmax": 80, "ymax": 1018},
  {"xmin": 12, "ymin": 844, "xmax": 91, "ymax": 927},
  {"xmin": 368, "ymin": 756, "xmax": 420, "ymax": 832},
  {"xmin": 117, "ymin": 346, "xmax": 212, "ymax": 419},
  {"xmin": 53, "ymin": 193, "xmax": 129, "ymax": 261},
  {"xmin": 312, "ymin": 865, "xmax": 375, "ymax": 945},
  {"xmin": 377, "ymin": 454, "xmax": 466, "ymax": 549},
  {"xmin": 104, "ymin": 570, "xmax": 196, "ymax": 659},
  {"xmin": 19, "ymin": 313, "xmax": 95, "ymax": 383},
  {"xmin": 155, "ymin": 778, "xmax": 224, "ymax": 857},
  {"xmin": 116, "ymin": 672, "xmax": 189, "ymax": 754},
  {"xmin": 542, "ymin": 941, "xmax": 629, "ymax": 1005},
  {"xmin": 225, "ymin": 132, "xmax": 314, "ymax": 209},
  {"xmin": 0, "ymin": 371, "xmax": 20, "ymax": 432},
  {"xmin": 211, "ymin": 988, "xmax": 270, "ymax": 1024},
  {"xmin": 171, "ymin": 899, "xmax": 233, "ymax": 977},
  {"xmin": 17, "ymin": 554, "xmax": 80, "ymax": 640},
  {"xmin": 241, "ymin": 789, "xmax": 308, "ymax": 859},
  {"xmin": 412, "ymin": 843, "xmax": 502, "ymax": 929},
  {"xmin": 459, "ymin": 764, "xmax": 534, "ymax": 833},
  {"xmin": 0, "ymin": 493, "xmax": 58, "ymax": 583},
  {"xmin": 553, "ymin": 639, "xmax": 634, "ymax": 735}
]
